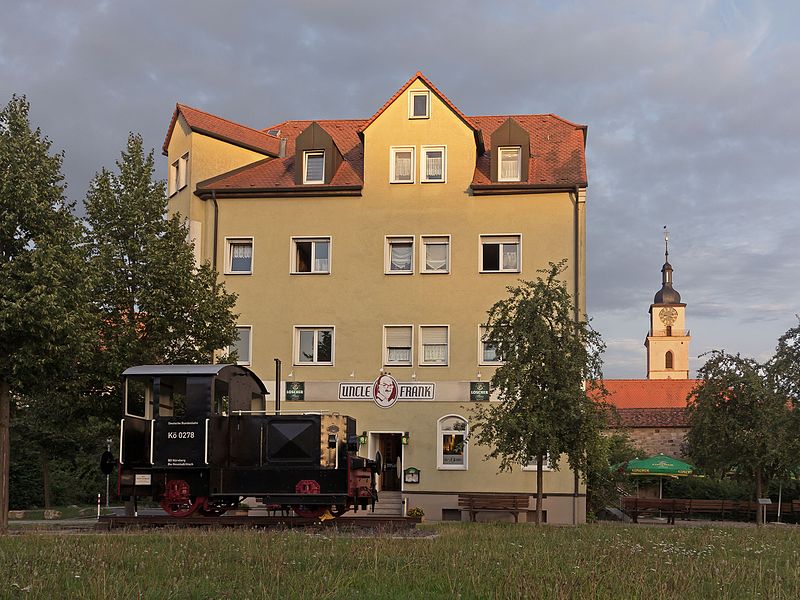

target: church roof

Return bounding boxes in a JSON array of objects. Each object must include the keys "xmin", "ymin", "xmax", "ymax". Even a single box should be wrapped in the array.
[{"xmin": 600, "ymin": 379, "xmax": 699, "ymax": 408}]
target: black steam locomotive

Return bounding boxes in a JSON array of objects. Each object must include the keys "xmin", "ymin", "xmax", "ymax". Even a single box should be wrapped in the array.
[{"xmin": 102, "ymin": 364, "xmax": 379, "ymax": 518}]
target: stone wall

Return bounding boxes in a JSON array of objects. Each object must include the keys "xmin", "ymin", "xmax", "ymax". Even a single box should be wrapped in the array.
[{"xmin": 627, "ymin": 427, "xmax": 689, "ymax": 458}]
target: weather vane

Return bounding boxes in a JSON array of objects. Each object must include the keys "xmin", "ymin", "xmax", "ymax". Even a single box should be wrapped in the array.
[{"xmin": 663, "ymin": 225, "xmax": 669, "ymax": 259}]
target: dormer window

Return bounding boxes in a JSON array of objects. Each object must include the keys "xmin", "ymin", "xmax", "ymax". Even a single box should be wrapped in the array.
[
  {"xmin": 498, "ymin": 147, "xmax": 521, "ymax": 182},
  {"xmin": 303, "ymin": 150, "xmax": 325, "ymax": 184},
  {"xmin": 409, "ymin": 90, "xmax": 430, "ymax": 119}
]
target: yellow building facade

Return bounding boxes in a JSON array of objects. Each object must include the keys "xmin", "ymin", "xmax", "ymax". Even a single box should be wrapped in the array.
[{"xmin": 163, "ymin": 73, "xmax": 589, "ymax": 523}]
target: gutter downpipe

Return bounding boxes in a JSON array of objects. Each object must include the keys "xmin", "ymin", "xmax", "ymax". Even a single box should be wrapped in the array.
[
  {"xmin": 572, "ymin": 184, "xmax": 581, "ymax": 526},
  {"xmin": 211, "ymin": 190, "xmax": 219, "ymax": 287}
]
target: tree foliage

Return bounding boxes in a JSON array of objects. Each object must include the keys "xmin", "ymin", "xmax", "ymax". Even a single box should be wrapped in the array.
[
  {"xmin": 686, "ymin": 348, "xmax": 799, "ymax": 524},
  {"xmin": 471, "ymin": 261, "xmax": 609, "ymax": 522},
  {"xmin": 0, "ymin": 95, "xmax": 93, "ymax": 531},
  {"xmin": 83, "ymin": 133, "xmax": 239, "ymax": 413}
]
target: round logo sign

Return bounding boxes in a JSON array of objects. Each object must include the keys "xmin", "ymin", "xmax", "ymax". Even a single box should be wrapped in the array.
[{"xmin": 372, "ymin": 374, "xmax": 399, "ymax": 408}]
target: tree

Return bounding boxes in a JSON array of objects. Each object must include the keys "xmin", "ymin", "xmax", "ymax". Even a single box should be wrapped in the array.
[
  {"xmin": 585, "ymin": 431, "xmax": 641, "ymax": 519},
  {"xmin": 686, "ymin": 350, "xmax": 797, "ymax": 525},
  {"xmin": 84, "ymin": 133, "xmax": 239, "ymax": 415},
  {"xmin": 0, "ymin": 96, "xmax": 93, "ymax": 533},
  {"xmin": 471, "ymin": 261, "xmax": 608, "ymax": 524}
]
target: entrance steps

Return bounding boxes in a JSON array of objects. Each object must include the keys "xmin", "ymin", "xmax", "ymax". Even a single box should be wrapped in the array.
[{"xmin": 351, "ymin": 491, "xmax": 403, "ymax": 517}]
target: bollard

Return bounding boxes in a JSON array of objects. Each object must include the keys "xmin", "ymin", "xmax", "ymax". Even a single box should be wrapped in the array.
[{"xmin": 97, "ymin": 493, "xmax": 101, "ymax": 519}]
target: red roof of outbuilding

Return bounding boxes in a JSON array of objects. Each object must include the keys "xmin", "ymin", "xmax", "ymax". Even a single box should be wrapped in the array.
[
  {"xmin": 601, "ymin": 379, "xmax": 699, "ymax": 409},
  {"xmin": 162, "ymin": 104, "xmax": 282, "ymax": 157}
]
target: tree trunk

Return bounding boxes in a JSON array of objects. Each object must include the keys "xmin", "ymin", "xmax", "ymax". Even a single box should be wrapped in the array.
[
  {"xmin": 41, "ymin": 449, "xmax": 51, "ymax": 510},
  {"xmin": 755, "ymin": 469, "xmax": 763, "ymax": 526},
  {"xmin": 0, "ymin": 378, "xmax": 10, "ymax": 534},
  {"xmin": 535, "ymin": 453, "xmax": 544, "ymax": 525}
]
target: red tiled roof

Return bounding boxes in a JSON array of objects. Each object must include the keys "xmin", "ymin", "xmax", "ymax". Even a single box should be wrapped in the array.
[
  {"xmin": 359, "ymin": 71, "xmax": 479, "ymax": 135},
  {"xmin": 615, "ymin": 408, "xmax": 689, "ymax": 428},
  {"xmin": 600, "ymin": 379, "xmax": 700, "ymax": 409},
  {"xmin": 470, "ymin": 115, "xmax": 587, "ymax": 187},
  {"xmin": 162, "ymin": 104, "xmax": 281, "ymax": 157},
  {"xmin": 187, "ymin": 72, "xmax": 587, "ymax": 194},
  {"xmin": 198, "ymin": 120, "xmax": 365, "ymax": 191}
]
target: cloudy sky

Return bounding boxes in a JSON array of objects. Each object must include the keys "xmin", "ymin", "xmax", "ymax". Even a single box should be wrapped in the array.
[{"xmin": 2, "ymin": 0, "xmax": 798, "ymax": 378}]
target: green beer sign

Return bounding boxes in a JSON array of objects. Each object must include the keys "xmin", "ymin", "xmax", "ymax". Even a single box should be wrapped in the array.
[
  {"xmin": 470, "ymin": 381, "xmax": 490, "ymax": 402},
  {"xmin": 285, "ymin": 381, "xmax": 304, "ymax": 401}
]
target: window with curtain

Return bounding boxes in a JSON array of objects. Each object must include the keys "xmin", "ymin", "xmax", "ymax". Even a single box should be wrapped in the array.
[
  {"xmin": 385, "ymin": 325, "xmax": 412, "ymax": 365},
  {"xmin": 387, "ymin": 237, "xmax": 414, "ymax": 273},
  {"xmin": 498, "ymin": 146, "xmax": 521, "ymax": 181},
  {"xmin": 422, "ymin": 146, "xmax": 445, "ymax": 182},
  {"xmin": 391, "ymin": 147, "xmax": 415, "ymax": 183},
  {"xmin": 420, "ymin": 325, "xmax": 448, "ymax": 366},
  {"xmin": 226, "ymin": 238, "xmax": 253, "ymax": 274},
  {"xmin": 292, "ymin": 238, "xmax": 330, "ymax": 274},
  {"xmin": 422, "ymin": 236, "xmax": 449, "ymax": 273},
  {"xmin": 480, "ymin": 235, "xmax": 520, "ymax": 272}
]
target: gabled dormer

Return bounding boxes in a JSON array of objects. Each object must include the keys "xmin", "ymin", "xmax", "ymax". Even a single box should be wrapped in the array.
[
  {"xmin": 294, "ymin": 122, "xmax": 343, "ymax": 186},
  {"xmin": 490, "ymin": 118, "xmax": 530, "ymax": 183}
]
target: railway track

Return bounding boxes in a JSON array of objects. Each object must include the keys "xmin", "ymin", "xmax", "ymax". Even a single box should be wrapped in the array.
[{"xmin": 97, "ymin": 514, "xmax": 420, "ymax": 531}]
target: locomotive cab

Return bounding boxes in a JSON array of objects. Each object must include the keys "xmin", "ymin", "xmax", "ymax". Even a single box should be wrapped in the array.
[{"xmin": 115, "ymin": 364, "xmax": 378, "ymax": 518}]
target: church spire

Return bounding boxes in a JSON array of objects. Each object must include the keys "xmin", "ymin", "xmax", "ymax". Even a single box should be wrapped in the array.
[{"xmin": 654, "ymin": 226, "xmax": 681, "ymax": 304}]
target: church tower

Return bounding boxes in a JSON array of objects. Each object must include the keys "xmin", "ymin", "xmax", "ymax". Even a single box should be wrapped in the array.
[{"xmin": 645, "ymin": 228, "xmax": 690, "ymax": 379}]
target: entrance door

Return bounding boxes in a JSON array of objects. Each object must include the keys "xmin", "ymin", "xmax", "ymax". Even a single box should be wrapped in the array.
[{"xmin": 378, "ymin": 434, "xmax": 402, "ymax": 491}]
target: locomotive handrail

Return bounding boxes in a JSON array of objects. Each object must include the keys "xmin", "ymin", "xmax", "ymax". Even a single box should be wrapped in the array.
[{"xmin": 204, "ymin": 419, "xmax": 209, "ymax": 465}]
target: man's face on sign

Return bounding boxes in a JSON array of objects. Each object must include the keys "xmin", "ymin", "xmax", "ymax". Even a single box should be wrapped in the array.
[{"xmin": 378, "ymin": 376, "xmax": 394, "ymax": 398}]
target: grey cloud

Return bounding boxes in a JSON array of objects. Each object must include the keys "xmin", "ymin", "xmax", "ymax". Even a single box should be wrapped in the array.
[{"xmin": 1, "ymin": 0, "xmax": 797, "ymax": 377}]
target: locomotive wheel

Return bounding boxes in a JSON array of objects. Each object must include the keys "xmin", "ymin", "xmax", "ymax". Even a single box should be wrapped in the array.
[
  {"xmin": 292, "ymin": 505, "xmax": 328, "ymax": 519},
  {"xmin": 160, "ymin": 479, "xmax": 203, "ymax": 517},
  {"xmin": 161, "ymin": 495, "xmax": 204, "ymax": 517},
  {"xmin": 331, "ymin": 505, "xmax": 348, "ymax": 517}
]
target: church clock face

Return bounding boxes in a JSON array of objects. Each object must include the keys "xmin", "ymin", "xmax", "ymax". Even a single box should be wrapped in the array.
[{"xmin": 659, "ymin": 307, "xmax": 678, "ymax": 326}]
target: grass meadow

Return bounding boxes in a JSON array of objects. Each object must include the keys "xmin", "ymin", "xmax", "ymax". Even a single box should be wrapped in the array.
[{"xmin": 1, "ymin": 522, "xmax": 799, "ymax": 599}]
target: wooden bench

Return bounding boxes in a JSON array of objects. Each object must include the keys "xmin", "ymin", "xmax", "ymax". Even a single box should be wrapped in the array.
[
  {"xmin": 621, "ymin": 497, "xmax": 689, "ymax": 524},
  {"xmin": 457, "ymin": 493, "xmax": 532, "ymax": 523}
]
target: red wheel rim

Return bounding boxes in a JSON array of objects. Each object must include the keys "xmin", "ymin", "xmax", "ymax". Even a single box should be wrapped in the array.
[{"xmin": 292, "ymin": 505, "xmax": 328, "ymax": 519}]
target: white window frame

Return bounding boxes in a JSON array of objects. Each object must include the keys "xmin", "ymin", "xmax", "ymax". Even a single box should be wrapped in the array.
[
  {"xmin": 497, "ymin": 146, "xmax": 522, "ymax": 182},
  {"xmin": 479, "ymin": 234, "xmax": 522, "ymax": 273},
  {"xmin": 409, "ymin": 90, "xmax": 430, "ymax": 119},
  {"xmin": 478, "ymin": 325, "xmax": 504, "ymax": 366},
  {"xmin": 168, "ymin": 160, "xmax": 178, "ymax": 196},
  {"xmin": 383, "ymin": 325, "xmax": 414, "ymax": 367},
  {"xmin": 178, "ymin": 152, "xmax": 189, "ymax": 190},
  {"xmin": 385, "ymin": 235, "xmax": 415, "ymax": 274},
  {"xmin": 390, "ymin": 146, "xmax": 415, "ymax": 183},
  {"xmin": 303, "ymin": 150, "xmax": 325, "ymax": 184},
  {"xmin": 224, "ymin": 237, "xmax": 254, "ymax": 275},
  {"xmin": 419, "ymin": 325, "xmax": 449, "ymax": 367},
  {"xmin": 420, "ymin": 235, "xmax": 450, "ymax": 274},
  {"xmin": 437, "ymin": 414, "xmax": 468, "ymax": 470},
  {"xmin": 291, "ymin": 236, "xmax": 331, "ymax": 274},
  {"xmin": 420, "ymin": 145, "xmax": 447, "ymax": 183},
  {"xmin": 522, "ymin": 454, "xmax": 554, "ymax": 472},
  {"xmin": 229, "ymin": 325, "xmax": 252, "ymax": 366},
  {"xmin": 293, "ymin": 326, "xmax": 335, "ymax": 366}
]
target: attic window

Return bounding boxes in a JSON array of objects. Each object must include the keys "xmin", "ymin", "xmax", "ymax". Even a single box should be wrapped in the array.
[
  {"xmin": 267, "ymin": 129, "xmax": 281, "ymax": 137},
  {"xmin": 409, "ymin": 90, "xmax": 430, "ymax": 119},
  {"xmin": 303, "ymin": 150, "xmax": 325, "ymax": 184},
  {"xmin": 498, "ymin": 147, "xmax": 521, "ymax": 182}
]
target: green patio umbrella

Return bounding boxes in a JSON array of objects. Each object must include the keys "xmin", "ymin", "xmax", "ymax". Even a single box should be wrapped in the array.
[{"xmin": 623, "ymin": 454, "xmax": 694, "ymax": 498}]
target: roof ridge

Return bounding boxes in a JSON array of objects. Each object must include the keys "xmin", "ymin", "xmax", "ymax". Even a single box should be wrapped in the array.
[{"xmin": 178, "ymin": 103, "xmax": 280, "ymax": 139}]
